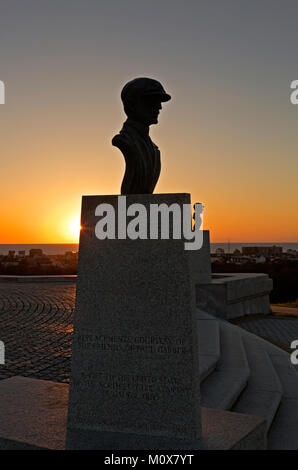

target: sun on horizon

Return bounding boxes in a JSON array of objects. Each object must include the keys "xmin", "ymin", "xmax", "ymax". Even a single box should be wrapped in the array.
[{"xmin": 67, "ymin": 216, "xmax": 82, "ymax": 243}]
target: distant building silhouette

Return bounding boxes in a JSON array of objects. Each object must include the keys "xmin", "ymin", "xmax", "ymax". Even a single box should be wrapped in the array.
[
  {"xmin": 29, "ymin": 249, "xmax": 43, "ymax": 258},
  {"xmin": 242, "ymin": 246, "xmax": 282, "ymax": 257}
]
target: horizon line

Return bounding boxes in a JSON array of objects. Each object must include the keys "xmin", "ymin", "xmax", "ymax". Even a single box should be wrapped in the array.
[{"xmin": 0, "ymin": 241, "xmax": 298, "ymax": 245}]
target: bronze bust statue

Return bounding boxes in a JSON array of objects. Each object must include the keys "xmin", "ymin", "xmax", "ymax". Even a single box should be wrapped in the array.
[{"xmin": 112, "ymin": 77, "xmax": 171, "ymax": 194}]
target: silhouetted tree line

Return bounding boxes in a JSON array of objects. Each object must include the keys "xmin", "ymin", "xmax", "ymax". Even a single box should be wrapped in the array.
[
  {"xmin": 0, "ymin": 264, "xmax": 77, "ymax": 276},
  {"xmin": 212, "ymin": 261, "xmax": 298, "ymax": 303}
]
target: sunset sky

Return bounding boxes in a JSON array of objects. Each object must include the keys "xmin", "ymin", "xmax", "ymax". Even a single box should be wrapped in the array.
[{"xmin": 0, "ymin": 0, "xmax": 297, "ymax": 243}]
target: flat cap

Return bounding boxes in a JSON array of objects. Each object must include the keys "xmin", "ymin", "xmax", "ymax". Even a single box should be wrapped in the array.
[{"xmin": 121, "ymin": 77, "xmax": 171, "ymax": 104}]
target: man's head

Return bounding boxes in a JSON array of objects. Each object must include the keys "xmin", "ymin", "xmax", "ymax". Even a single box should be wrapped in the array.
[{"xmin": 121, "ymin": 77, "xmax": 171, "ymax": 126}]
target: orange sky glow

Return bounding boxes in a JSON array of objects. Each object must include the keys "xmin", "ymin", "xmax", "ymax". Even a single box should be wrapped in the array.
[{"xmin": 0, "ymin": 2, "xmax": 297, "ymax": 244}]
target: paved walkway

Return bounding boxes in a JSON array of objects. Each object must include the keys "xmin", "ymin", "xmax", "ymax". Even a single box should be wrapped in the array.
[
  {"xmin": 0, "ymin": 282, "xmax": 75, "ymax": 383},
  {"xmin": 231, "ymin": 314, "xmax": 298, "ymax": 352},
  {"xmin": 1, "ymin": 281, "xmax": 298, "ymax": 383}
]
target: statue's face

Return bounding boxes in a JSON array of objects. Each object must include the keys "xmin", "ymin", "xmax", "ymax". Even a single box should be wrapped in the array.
[{"xmin": 131, "ymin": 95, "xmax": 163, "ymax": 126}]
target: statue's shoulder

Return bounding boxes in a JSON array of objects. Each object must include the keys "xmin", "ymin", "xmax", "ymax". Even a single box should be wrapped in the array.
[
  {"xmin": 112, "ymin": 131, "xmax": 131, "ymax": 146},
  {"xmin": 112, "ymin": 123, "xmax": 137, "ymax": 152}
]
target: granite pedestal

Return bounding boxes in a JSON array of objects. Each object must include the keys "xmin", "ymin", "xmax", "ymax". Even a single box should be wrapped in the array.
[{"xmin": 66, "ymin": 193, "xmax": 201, "ymax": 449}]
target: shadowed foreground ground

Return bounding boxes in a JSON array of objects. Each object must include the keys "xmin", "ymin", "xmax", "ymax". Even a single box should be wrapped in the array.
[
  {"xmin": 0, "ymin": 282, "xmax": 75, "ymax": 382},
  {"xmin": 0, "ymin": 282, "xmax": 298, "ymax": 383}
]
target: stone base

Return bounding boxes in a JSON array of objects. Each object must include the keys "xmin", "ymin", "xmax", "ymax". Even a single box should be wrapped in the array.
[
  {"xmin": 0, "ymin": 377, "xmax": 266, "ymax": 450},
  {"xmin": 68, "ymin": 194, "xmax": 201, "ymax": 446},
  {"xmin": 0, "ymin": 376, "xmax": 67, "ymax": 450},
  {"xmin": 196, "ymin": 273, "xmax": 273, "ymax": 320}
]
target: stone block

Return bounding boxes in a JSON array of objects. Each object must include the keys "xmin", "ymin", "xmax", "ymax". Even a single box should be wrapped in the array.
[
  {"xmin": 66, "ymin": 193, "xmax": 201, "ymax": 449},
  {"xmin": 196, "ymin": 273, "xmax": 273, "ymax": 319}
]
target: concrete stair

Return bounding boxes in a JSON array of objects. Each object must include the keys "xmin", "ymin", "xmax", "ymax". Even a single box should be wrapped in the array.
[
  {"xmin": 200, "ymin": 322, "xmax": 250, "ymax": 409},
  {"xmin": 232, "ymin": 334, "xmax": 282, "ymax": 431},
  {"xmin": 197, "ymin": 316, "xmax": 220, "ymax": 382},
  {"xmin": 267, "ymin": 354, "xmax": 298, "ymax": 449},
  {"xmin": 196, "ymin": 308, "xmax": 298, "ymax": 449}
]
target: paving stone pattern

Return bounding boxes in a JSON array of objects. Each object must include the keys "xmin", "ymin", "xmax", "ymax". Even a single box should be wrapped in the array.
[
  {"xmin": 232, "ymin": 314, "xmax": 298, "ymax": 352},
  {"xmin": 0, "ymin": 283, "xmax": 75, "ymax": 383}
]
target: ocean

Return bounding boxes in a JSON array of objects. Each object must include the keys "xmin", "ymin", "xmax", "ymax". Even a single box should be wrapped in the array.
[
  {"xmin": 0, "ymin": 244, "xmax": 79, "ymax": 255},
  {"xmin": 0, "ymin": 242, "xmax": 297, "ymax": 256}
]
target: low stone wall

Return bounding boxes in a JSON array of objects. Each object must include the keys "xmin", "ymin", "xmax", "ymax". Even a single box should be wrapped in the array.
[{"xmin": 196, "ymin": 273, "xmax": 273, "ymax": 319}]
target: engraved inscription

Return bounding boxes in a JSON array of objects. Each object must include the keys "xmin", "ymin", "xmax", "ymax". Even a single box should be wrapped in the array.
[{"xmin": 76, "ymin": 334, "xmax": 192, "ymax": 355}]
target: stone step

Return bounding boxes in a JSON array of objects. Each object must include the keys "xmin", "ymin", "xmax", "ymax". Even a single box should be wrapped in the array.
[
  {"xmin": 196, "ymin": 308, "xmax": 215, "ymax": 321},
  {"xmin": 232, "ymin": 333, "xmax": 282, "ymax": 431},
  {"xmin": 197, "ymin": 318, "xmax": 220, "ymax": 382},
  {"xmin": 200, "ymin": 322, "xmax": 250, "ymax": 410},
  {"xmin": 267, "ymin": 352, "xmax": 298, "ymax": 449},
  {"xmin": 201, "ymin": 407, "xmax": 266, "ymax": 450},
  {"xmin": 0, "ymin": 377, "xmax": 267, "ymax": 450}
]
